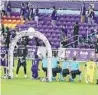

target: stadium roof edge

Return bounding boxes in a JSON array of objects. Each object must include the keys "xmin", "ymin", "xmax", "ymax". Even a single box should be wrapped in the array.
[{"xmin": 1, "ymin": 0, "xmax": 98, "ymax": 1}]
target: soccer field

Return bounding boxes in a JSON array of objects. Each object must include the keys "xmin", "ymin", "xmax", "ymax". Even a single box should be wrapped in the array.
[{"xmin": 1, "ymin": 59, "xmax": 98, "ymax": 95}]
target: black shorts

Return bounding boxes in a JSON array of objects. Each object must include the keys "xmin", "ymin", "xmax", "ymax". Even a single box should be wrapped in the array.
[
  {"xmin": 52, "ymin": 67, "xmax": 62, "ymax": 77},
  {"xmin": 52, "ymin": 68, "xmax": 58, "ymax": 77},
  {"xmin": 57, "ymin": 67, "xmax": 62, "ymax": 73},
  {"xmin": 52, "ymin": 67, "xmax": 62, "ymax": 73},
  {"xmin": 62, "ymin": 69, "xmax": 69, "ymax": 77},
  {"xmin": 52, "ymin": 68, "xmax": 58, "ymax": 73},
  {"xmin": 42, "ymin": 67, "xmax": 47, "ymax": 72},
  {"xmin": 18, "ymin": 60, "xmax": 26, "ymax": 67},
  {"xmin": 71, "ymin": 70, "xmax": 81, "ymax": 79}
]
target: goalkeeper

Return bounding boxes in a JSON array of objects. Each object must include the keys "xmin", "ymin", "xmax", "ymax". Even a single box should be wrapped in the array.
[{"xmin": 85, "ymin": 57, "xmax": 96, "ymax": 83}]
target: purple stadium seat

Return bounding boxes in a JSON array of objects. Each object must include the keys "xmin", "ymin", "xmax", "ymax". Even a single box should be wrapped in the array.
[{"xmin": 7, "ymin": 11, "xmax": 97, "ymax": 49}]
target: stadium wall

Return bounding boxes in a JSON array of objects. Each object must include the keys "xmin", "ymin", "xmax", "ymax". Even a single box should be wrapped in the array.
[{"xmin": 0, "ymin": 46, "xmax": 95, "ymax": 61}]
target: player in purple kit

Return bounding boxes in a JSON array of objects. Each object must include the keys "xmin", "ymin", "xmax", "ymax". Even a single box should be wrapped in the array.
[
  {"xmin": 20, "ymin": 3, "xmax": 25, "ymax": 19},
  {"xmin": 6, "ymin": 1, "xmax": 12, "ymax": 16},
  {"xmin": 34, "ymin": 8, "xmax": 39, "ymax": 26},
  {"xmin": 29, "ymin": 7, "xmax": 34, "ymax": 20},
  {"xmin": 0, "ymin": 53, "xmax": 7, "ymax": 78},
  {"xmin": 31, "ymin": 55, "xmax": 40, "ymax": 79},
  {"xmin": 51, "ymin": 6, "xmax": 57, "ymax": 26},
  {"xmin": 24, "ymin": 2, "xmax": 30, "ymax": 21},
  {"xmin": 80, "ymin": 2, "xmax": 86, "ymax": 23}
]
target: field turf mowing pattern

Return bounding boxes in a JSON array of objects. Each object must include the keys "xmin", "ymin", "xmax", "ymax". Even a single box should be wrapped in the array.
[{"xmin": 1, "ymin": 59, "xmax": 98, "ymax": 95}]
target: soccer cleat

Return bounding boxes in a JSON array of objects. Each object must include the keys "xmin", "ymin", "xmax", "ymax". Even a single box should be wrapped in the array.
[
  {"xmin": 24, "ymin": 75, "xmax": 27, "ymax": 78},
  {"xmin": 32, "ymin": 77, "xmax": 35, "ymax": 80},
  {"xmin": 52, "ymin": 77, "xmax": 56, "ymax": 81},
  {"xmin": 86, "ymin": 80, "xmax": 89, "ymax": 84},
  {"xmin": 3, "ymin": 75, "xmax": 6, "ymax": 79},
  {"xmin": 69, "ymin": 78, "xmax": 74, "ymax": 82},
  {"xmin": 2, "ymin": 75, "xmax": 6, "ymax": 79},
  {"xmin": 15, "ymin": 75, "xmax": 18, "ymax": 78},
  {"xmin": 96, "ymin": 79, "xmax": 98, "ymax": 84},
  {"xmin": 37, "ymin": 77, "xmax": 41, "ymax": 80},
  {"xmin": 79, "ymin": 79, "xmax": 82, "ymax": 82},
  {"xmin": 57, "ymin": 78, "xmax": 60, "ymax": 82}
]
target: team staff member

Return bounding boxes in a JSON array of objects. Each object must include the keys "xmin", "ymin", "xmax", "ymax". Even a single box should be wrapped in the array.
[
  {"xmin": 61, "ymin": 25, "xmax": 68, "ymax": 48},
  {"xmin": 73, "ymin": 22, "xmax": 79, "ymax": 48}
]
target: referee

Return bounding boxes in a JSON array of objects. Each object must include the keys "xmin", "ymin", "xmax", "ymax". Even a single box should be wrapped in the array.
[{"xmin": 95, "ymin": 33, "xmax": 98, "ymax": 84}]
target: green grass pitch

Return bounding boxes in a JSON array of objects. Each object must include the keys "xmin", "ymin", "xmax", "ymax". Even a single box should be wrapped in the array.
[{"xmin": 1, "ymin": 59, "xmax": 98, "ymax": 95}]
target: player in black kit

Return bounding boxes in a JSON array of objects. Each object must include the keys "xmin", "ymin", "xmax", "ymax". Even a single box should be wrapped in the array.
[
  {"xmin": 16, "ymin": 46, "xmax": 28, "ymax": 78},
  {"xmin": 16, "ymin": 38, "xmax": 28, "ymax": 78}
]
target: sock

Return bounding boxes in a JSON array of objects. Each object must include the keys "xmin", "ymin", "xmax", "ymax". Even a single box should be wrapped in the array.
[
  {"xmin": 59, "ymin": 72, "xmax": 64, "ymax": 80},
  {"xmin": 97, "ymin": 79, "xmax": 98, "ymax": 84},
  {"xmin": 79, "ymin": 74, "xmax": 82, "ymax": 81},
  {"xmin": 69, "ymin": 75, "xmax": 74, "ymax": 81},
  {"xmin": 52, "ymin": 77, "xmax": 56, "ymax": 80},
  {"xmin": 96, "ymin": 59, "xmax": 98, "ymax": 62},
  {"xmin": 4, "ymin": 68, "xmax": 6, "ymax": 75}
]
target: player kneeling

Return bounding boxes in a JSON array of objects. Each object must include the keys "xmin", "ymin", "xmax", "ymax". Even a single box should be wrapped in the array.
[
  {"xmin": 0, "ymin": 54, "xmax": 7, "ymax": 79},
  {"xmin": 52, "ymin": 53, "xmax": 60, "ymax": 80},
  {"xmin": 62, "ymin": 57, "xmax": 70, "ymax": 81},
  {"xmin": 31, "ymin": 55, "xmax": 40, "ymax": 79},
  {"xmin": 85, "ymin": 57, "xmax": 96, "ymax": 84},
  {"xmin": 42, "ymin": 54, "xmax": 48, "ymax": 78},
  {"xmin": 69, "ymin": 57, "xmax": 82, "ymax": 82}
]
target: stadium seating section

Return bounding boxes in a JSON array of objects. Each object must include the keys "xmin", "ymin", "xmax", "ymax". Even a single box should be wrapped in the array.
[{"xmin": 1, "ymin": 11, "xmax": 98, "ymax": 49}]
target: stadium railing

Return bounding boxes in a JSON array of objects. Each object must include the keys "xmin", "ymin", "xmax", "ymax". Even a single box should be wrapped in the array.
[{"xmin": 64, "ymin": 28, "xmax": 98, "ymax": 47}]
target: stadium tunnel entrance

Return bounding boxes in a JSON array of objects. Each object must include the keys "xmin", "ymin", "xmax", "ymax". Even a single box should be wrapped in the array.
[{"xmin": 8, "ymin": 27, "xmax": 52, "ymax": 82}]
